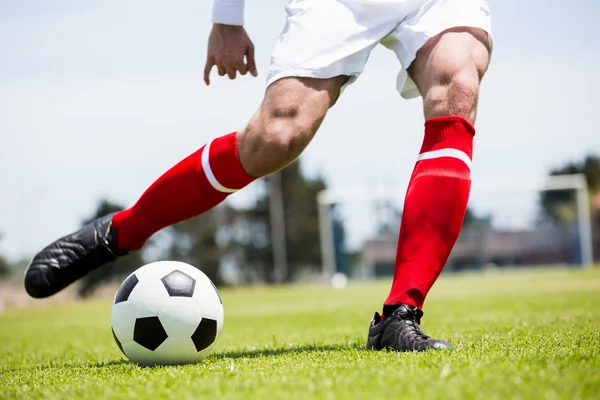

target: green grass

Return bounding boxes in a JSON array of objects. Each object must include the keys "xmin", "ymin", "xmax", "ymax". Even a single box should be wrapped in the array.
[{"xmin": 1, "ymin": 267, "xmax": 599, "ymax": 400}]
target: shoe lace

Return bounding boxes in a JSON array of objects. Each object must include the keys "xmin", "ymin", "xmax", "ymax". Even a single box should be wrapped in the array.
[{"xmin": 392, "ymin": 306, "xmax": 431, "ymax": 341}]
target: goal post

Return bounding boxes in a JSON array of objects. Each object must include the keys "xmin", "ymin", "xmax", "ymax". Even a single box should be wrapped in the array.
[{"xmin": 317, "ymin": 174, "xmax": 594, "ymax": 280}]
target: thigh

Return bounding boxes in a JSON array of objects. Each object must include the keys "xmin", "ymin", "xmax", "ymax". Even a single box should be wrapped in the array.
[
  {"xmin": 261, "ymin": 75, "xmax": 350, "ymax": 116},
  {"xmin": 267, "ymin": 0, "xmax": 401, "ymax": 91},
  {"xmin": 382, "ymin": 0, "xmax": 493, "ymax": 99},
  {"xmin": 238, "ymin": 76, "xmax": 348, "ymax": 176}
]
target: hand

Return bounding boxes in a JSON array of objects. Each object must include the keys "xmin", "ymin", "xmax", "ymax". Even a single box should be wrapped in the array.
[{"xmin": 204, "ymin": 24, "xmax": 258, "ymax": 85}]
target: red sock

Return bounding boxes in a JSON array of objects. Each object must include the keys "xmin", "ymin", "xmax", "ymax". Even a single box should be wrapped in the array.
[
  {"xmin": 384, "ymin": 116, "xmax": 474, "ymax": 310},
  {"xmin": 112, "ymin": 132, "xmax": 255, "ymax": 251}
]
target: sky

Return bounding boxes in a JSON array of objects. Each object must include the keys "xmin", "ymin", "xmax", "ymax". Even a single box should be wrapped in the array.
[{"xmin": 0, "ymin": 0, "xmax": 599, "ymax": 261}]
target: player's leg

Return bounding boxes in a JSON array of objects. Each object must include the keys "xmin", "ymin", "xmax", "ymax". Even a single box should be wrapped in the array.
[
  {"xmin": 24, "ymin": 76, "xmax": 347, "ymax": 299},
  {"xmin": 384, "ymin": 26, "xmax": 492, "ymax": 310},
  {"xmin": 24, "ymin": 0, "xmax": 397, "ymax": 299},
  {"xmin": 368, "ymin": 0, "xmax": 492, "ymax": 352},
  {"xmin": 112, "ymin": 75, "xmax": 348, "ymax": 251}
]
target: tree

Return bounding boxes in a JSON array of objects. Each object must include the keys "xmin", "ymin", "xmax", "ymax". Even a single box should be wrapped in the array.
[
  {"xmin": 163, "ymin": 209, "xmax": 224, "ymax": 285},
  {"xmin": 0, "ymin": 258, "xmax": 10, "ymax": 278},
  {"xmin": 540, "ymin": 154, "xmax": 600, "ymax": 223},
  {"xmin": 77, "ymin": 199, "xmax": 148, "ymax": 298},
  {"xmin": 280, "ymin": 161, "xmax": 327, "ymax": 280},
  {"xmin": 0, "ymin": 233, "xmax": 10, "ymax": 279},
  {"xmin": 219, "ymin": 200, "xmax": 273, "ymax": 284},
  {"xmin": 463, "ymin": 207, "xmax": 493, "ymax": 228},
  {"xmin": 214, "ymin": 159, "xmax": 328, "ymax": 284}
]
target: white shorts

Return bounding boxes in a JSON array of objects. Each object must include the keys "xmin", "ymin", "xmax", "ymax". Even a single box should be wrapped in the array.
[{"xmin": 267, "ymin": 0, "xmax": 493, "ymax": 99}]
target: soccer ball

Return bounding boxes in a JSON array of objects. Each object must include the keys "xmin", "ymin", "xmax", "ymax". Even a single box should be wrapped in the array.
[{"xmin": 110, "ymin": 261, "xmax": 224, "ymax": 366}]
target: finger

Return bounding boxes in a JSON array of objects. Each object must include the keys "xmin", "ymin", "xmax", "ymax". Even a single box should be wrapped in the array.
[
  {"xmin": 237, "ymin": 62, "xmax": 248, "ymax": 76},
  {"xmin": 246, "ymin": 45, "xmax": 258, "ymax": 77},
  {"xmin": 217, "ymin": 63, "xmax": 226, "ymax": 77},
  {"xmin": 225, "ymin": 65, "xmax": 237, "ymax": 80},
  {"xmin": 204, "ymin": 59, "xmax": 215, "ymax": 85}
]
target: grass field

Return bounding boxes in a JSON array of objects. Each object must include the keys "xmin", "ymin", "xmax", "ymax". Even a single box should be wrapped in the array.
[{"xmin": 1, "ymin": 267, "xmax": 599, "ymax": 400}]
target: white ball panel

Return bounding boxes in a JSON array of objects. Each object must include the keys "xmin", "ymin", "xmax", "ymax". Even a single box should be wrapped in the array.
[
  {"xmin": 192, "ymin": 278, "xmax": 224, "ymax": 343},
  {"xmin": 111, "ymin": 301, "xmax": 146, "ymax": 344},
  {"xmin": 150, "ymin": 336, "xmax": 198, "ymax": 365},
  {"xmin": 125, "ymin": 278, "xmax": 169, "ymax": 316},
  {"xmin": 133, "ymin": 260, "xmax": 177, "ymax": 281},
  {"xmin": 193, "ymin": 277, "xmax": 223, "ymax": 322},
  {"xmin": 121, "ymin": 341, "xmax": 161, "ymax": 367},
  {"xmin": 122, "ymin": 338, "xmax": 197, "ymax": 366},
  {"xmin": 159, "ymin": 298, "xmax": 202, "ymax": 338}
]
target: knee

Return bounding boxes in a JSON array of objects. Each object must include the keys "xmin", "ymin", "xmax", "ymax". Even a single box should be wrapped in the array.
[
  {"xmin": 424, "ymin": 67, "xmax": 482, "ymax": 121},
  {"xmin": 417, "ymin": 29, "xmax": 491, "ymax": 122},
  {"xmin": 238, "ymin": 106, "xmax": 323, "ymax": 177}
]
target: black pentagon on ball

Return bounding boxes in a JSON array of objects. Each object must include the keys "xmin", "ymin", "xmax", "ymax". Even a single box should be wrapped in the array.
[
  {"xmin": 191, "ymin": 317, "xmax": 217, "ymax": 352},
  {"xmin": 133, "ymin": 316, "xmax": 168, "ymax": 351},
  {"xmin": 161, "ymin": 269, "xmax": 196, "ymax": 297},
  {"xmin": 114, "ymin": 274, "xmax": 139, "ymax": 304}
]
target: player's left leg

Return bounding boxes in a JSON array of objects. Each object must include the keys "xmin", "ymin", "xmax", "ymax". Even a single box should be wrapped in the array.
[
  {"xmin": 25, "ymin": 0, "xmax": 402, "ymax": 300},
  {"xmin": 367, "ymin": 2, "xmax": 492, "ymax": 352}
]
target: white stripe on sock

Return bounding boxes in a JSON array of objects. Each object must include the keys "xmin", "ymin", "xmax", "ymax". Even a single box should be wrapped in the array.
[
  {"xmin": 201, "ymin": 139, "xmax": 238, "ymax": 193},
  {"xmin": 416, "ymin": 148, "xmax": 472, "ymax": 170}
]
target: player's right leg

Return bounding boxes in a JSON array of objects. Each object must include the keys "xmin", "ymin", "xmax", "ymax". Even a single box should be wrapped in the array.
[
  {"xmin": 24, "ymin": 0, "xmax": 401, "ymax": 299},
  {"xmin": 23, "ymin": 76, "xmax": 347, "ymax": 299}
]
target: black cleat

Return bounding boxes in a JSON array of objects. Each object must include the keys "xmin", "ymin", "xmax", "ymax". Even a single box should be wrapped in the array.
[
  {"xmin": 24, "ymin": 213, "xmax": 127, "ymax": 298},
  {"xmin": 366, "ymin": 304, "xmax": 453, "ymax": 352}
]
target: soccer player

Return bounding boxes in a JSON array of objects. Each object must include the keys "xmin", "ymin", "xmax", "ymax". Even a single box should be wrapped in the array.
[{"xmin": 24, "ymin": 0, "xmax": 492, "ymax": 352}]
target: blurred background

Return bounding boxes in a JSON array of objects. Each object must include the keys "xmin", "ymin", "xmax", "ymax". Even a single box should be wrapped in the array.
[{"xmin": 0, "ymin": 0, "xmax": 599, "ymax": 308}]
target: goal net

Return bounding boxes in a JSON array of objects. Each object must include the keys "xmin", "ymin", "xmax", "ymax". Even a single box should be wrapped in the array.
[{"xmin": 317, "ymin": 174, "xmax": 594, "ymax": 280}]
